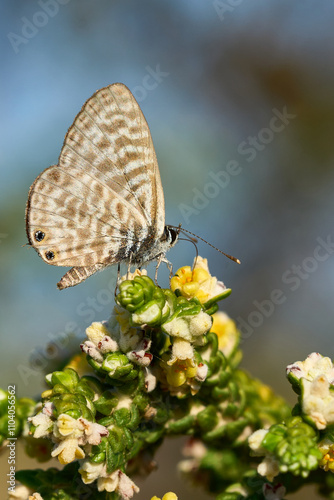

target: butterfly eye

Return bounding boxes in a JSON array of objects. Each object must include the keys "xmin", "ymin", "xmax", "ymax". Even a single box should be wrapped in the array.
[
  {"xmin": 45, "ymin": 250, "xmax": 55, "ymax": 261},
  {"xmin": 35, "ymin": 230, "xmax": 45, "ymax": 242},
  {"xmin": 169, "ymin": 228, "xmax": 179, "ymax": 244}
]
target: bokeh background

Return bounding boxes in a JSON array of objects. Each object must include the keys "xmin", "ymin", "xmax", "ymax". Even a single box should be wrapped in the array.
[{"xmin": 1, "ymin": 1, "xmax": 334, "ymax": 498}]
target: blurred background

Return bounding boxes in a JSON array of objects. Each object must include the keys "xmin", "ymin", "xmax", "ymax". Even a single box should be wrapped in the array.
[{"xmin": 1, "ymin": 1, "xmax": 334, "ymax": 498}]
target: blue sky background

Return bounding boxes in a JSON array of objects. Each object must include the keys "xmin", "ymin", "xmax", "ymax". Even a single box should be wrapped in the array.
[{"xmin": 2, "ymin": 1, "xmax": 334, "ymax": 498}]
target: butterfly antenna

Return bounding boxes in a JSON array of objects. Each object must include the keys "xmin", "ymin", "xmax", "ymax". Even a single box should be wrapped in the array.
[
  {"xmin": 178, "ymin": 237, "xmax": 199, "ymax": 269},
  {"xmin": 170, "ymin": 226, "xmax": 241, "ymax": 265}
]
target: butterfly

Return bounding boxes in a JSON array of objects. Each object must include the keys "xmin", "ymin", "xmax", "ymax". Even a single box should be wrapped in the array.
[{"xmin": 26, "ymin": 83, "xmax": 180, "ymax": 290}]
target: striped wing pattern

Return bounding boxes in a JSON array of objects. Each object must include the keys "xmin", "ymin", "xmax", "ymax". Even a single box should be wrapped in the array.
[{"xmin": 26, "ymin": 83, "xmax": 166, "ymax": 288}]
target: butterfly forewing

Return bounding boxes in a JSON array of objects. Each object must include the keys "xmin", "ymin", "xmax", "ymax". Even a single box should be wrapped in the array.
[
  {"xmin": 60, "ymin": 84, "xmax": 164, "ymax": 234},
  {"xmin": 26, "ymin": 83, "xmax": 166, "ymax": 287}
]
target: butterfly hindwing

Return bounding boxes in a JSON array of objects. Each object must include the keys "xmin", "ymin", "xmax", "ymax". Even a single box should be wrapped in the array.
[{"xmin": 26, "ymin": 166, "xmax": 128, "ymax": 267}]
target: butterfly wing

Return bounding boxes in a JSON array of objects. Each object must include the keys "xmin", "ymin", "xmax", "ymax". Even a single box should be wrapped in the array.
[
  {"xmin": 26, "ymin": 83, "xmax": 165, "ymax": 288},
  {"xmin": 60, "ymin": 83, "xmax": 165, "ymax": 236}
]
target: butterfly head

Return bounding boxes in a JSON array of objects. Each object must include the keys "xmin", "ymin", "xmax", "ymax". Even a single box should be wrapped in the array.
[{"xmin": 163, "ymin": 225, "xmax": 180, "ymax": 249}]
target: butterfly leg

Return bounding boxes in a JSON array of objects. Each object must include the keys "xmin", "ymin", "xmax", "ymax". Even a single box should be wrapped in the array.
[
  {"xmin": 166, "ymin": 260, "xmax": 173, "ymax": 281},
  {"xmin": 154, "ymin": 255, "xmax": 173, "ymax": 285},
  {"xmin": 114, "ymin": 263, "xmax": 121, "ymax": 300},
  {"xmin": 154, "ymin": 255, "xmax": 163, "ymax": 285}
]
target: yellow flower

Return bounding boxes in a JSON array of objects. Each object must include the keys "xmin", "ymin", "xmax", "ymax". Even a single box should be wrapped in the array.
[
  {"xmin": 210, "ymin": 311, "xmax": 239, "ymax": 357},
  {"xmin": 319, "ymin": 438, "xmax": 334, "ymax": 472},
  {"xmin": 171, "ymin": 265, "xmax": 200, "ymax": 298},
  {"xmin": 171, "ymin": 256, "xmax": 226, "ymax": 304},
  {"xmin": 55, "ymin": 413, "xmax": 83, "ymax": 438},
  {"xmin": 151, "ymin": 493, "xmax": 178, "ymax": 500},
  {"xmin": 79, "ymin": 460, "xmax": 105, "ymax": 484},
  {"xmin": 51, "ymin": 437, "xmax": 85, "ymax": 464},
  {"xmin": 161, "ymin": 352, "xmax": 197, "ymax": 387}
]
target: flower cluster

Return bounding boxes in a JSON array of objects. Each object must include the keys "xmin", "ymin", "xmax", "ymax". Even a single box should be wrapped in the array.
[
  {"xmin": 26, "ymin": 367, "xmax": 151, "ymax": 497},
  {"xmin": 17, "ymin": 258, "xmax": 238, "ymax": 499},
  {"xmin": 287, "ymin": 352, "xmax": 334, "ymax": 429},
  {"xmin": 170, "ymin": 256, "xmax": 230, "ymax": 307},
  {"xmin": 246, "ymin": 352, "xmax": 334, "ymax": 491},
  {"xmin": 11, "ymin": 259, "xmax": 334, "ymax": 500},
  {"xmin": 286, "ymin": 352, "xmax": 334, "ymax": 477}
]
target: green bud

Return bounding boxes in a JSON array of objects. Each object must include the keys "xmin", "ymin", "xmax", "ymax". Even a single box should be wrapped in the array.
[
  {"xmin": 48, "ymin": 368, "xmax": 79, "ymax": 393},
  {"xmin": 51, "ymin": 393, "xmax": 94, "ymax": 420},
  {"xmin": 262, "ymin": 416, "xmax": 322, "ymax": 477},
  {"xmin": 131, "ymin": 300, "xmax": 163, "ymax": 326},
  {"xmin": 117, "ymin": 279, "xmax": 148, "ymax": 311},
  {"xmin": 117, "ymin": 276, "xmax": 165, "ymax": 313},
  {"xmin": 102, "ymin": 353, "xmax": 133, "ymax": 375}
]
